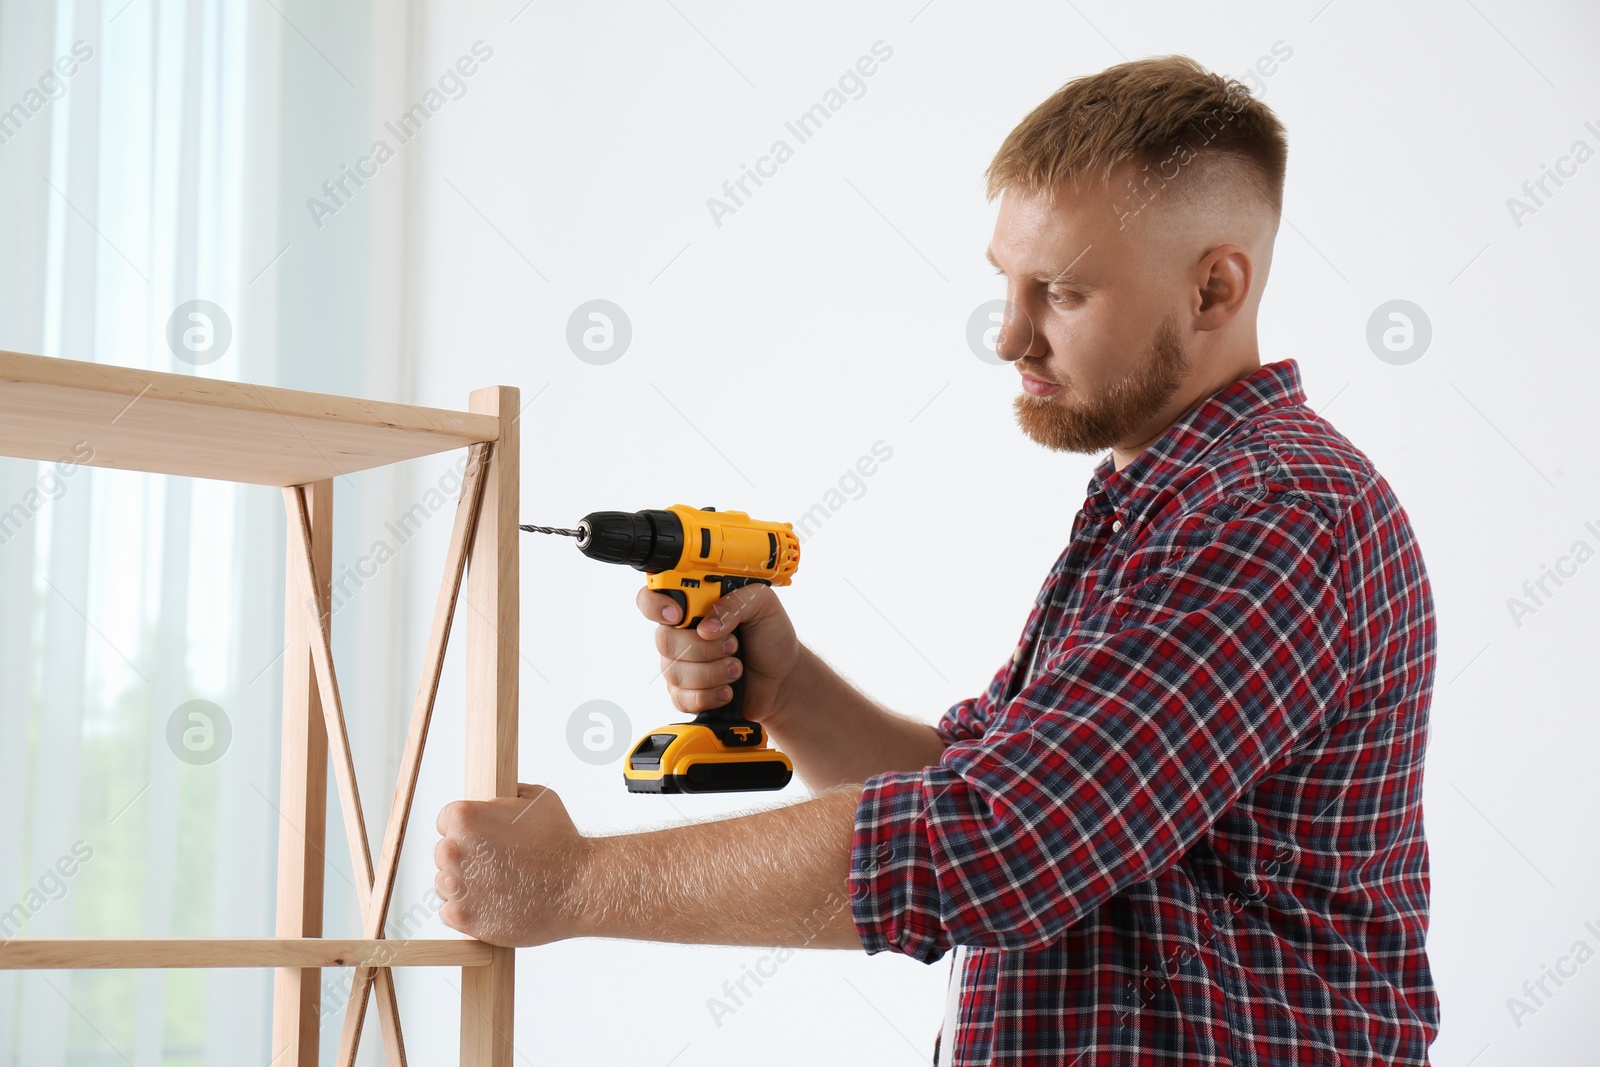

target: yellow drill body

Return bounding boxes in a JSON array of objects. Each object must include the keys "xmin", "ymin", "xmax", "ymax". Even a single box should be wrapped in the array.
[{"xmin": 524, "ymin": 504, "xmax": 800, "ymax": 794}]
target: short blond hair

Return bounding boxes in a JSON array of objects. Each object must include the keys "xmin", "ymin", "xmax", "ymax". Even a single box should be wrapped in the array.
[{"xmin": 985, "ymin": 55, "xmax": 1287, "ymax": 219}]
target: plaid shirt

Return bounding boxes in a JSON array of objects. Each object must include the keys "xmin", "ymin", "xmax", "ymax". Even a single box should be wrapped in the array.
[{"xmin": 849, "ymin": 359, "xmax": 1440, "ymax": 1066}]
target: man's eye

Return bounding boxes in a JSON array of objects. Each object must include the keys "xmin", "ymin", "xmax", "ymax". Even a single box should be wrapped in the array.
[{"xmin": 1048, "ymin": 290, "xmax": 1081, "ymax": 306}]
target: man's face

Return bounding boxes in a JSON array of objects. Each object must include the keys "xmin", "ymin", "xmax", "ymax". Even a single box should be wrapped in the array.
[{"xmin": 987, "ymin": 171, "xmax": 1196, "ymax": 458}]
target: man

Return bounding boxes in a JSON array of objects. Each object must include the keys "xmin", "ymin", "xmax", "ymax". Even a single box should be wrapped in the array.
[{"xmin": 434, "ymin": 55, "xmax": 1440, "ymax": 1065}]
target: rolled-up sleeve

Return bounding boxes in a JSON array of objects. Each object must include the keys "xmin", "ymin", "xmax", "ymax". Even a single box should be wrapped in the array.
[
  {"xmin": 935, "ymin": 568, "xmax": 1062, "ymax": 747},
  {"xmin": 850, "ymin": 493, "xmax": 1350, "ymax": 963},
  {"xmin": 932, "ymin": 650, "xmax": 1014, "ymax": 746}
]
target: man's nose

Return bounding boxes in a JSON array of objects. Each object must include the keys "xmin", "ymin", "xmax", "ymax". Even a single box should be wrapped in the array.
[{"xmin": 993, "ymin": 295, "xmax": 1040, "ymax": 363}]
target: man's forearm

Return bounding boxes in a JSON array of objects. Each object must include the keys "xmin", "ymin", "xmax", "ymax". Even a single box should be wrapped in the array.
[
  {"xmin": 769, "ymin": 644, "xmax": 948, "ymax": 791},
  {"xmin": 571, "ymin": 783, "xmax": 866, "ymax": 950}
]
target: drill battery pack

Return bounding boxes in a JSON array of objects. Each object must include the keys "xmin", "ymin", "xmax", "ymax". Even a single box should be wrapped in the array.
[{"xmin": 623, "ymin": 721, "xmax": 793, "ymax": 794}]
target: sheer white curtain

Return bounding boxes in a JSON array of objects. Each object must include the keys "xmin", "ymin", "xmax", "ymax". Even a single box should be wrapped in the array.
[{"xmin": 0, "ymin": 1, "xmax": 417, "ymax": 1064}]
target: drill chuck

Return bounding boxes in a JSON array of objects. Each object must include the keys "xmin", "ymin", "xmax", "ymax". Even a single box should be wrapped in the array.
[{"xmin": 575, "ymin": 509, "xmax": 685, "ymax": 572}]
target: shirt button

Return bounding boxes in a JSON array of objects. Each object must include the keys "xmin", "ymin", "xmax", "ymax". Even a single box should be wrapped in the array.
[{"xmin": 1111, "ymin": 519, "xmax": 1123, "ymax": 533}]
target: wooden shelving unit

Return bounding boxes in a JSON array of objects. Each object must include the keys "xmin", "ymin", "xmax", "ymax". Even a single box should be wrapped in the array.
[{"xmin": 0, "ymin": 349, "xmax": 521, "ymax": 1066}]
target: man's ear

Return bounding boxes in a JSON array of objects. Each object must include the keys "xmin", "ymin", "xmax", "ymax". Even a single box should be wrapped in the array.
[{"xmin": 1192, "ymin": 244, "xmax": 1252, "ymax": 330}]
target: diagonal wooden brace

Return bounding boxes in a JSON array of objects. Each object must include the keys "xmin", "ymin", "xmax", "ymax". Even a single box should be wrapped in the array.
[
  {"xmin": 329, "ymin": 441, "xmax": 493, "ymax": 1066},
  {"xmin": 283, "ymin": 483, "xmax": 407, "ymax": 1065}
]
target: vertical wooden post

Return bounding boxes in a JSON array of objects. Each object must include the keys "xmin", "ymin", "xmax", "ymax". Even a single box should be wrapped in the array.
[
  {"xmin": 272, "ymin": 478, "xmax": 332, "ymax": 1065},
  {"xmin": 461, "ymin": 388, "xmax": 518, "ymax": 1065}
]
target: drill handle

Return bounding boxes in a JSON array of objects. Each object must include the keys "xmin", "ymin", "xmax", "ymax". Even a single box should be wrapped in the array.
[{"xmin": 660, "ymin": 574, "xmax": 770, "ymax": 737}]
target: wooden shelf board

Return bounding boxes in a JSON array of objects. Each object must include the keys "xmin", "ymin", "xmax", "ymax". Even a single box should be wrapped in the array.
[
  {"xmin": 0, "ymin": 350, "xmax": 500, "ymax": 486},
  {"xmin": 0, "ymin": 937, "xmax": 493, "ymax": 969}
]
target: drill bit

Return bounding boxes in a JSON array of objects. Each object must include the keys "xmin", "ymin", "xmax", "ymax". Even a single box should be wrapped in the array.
[{"xmin": 519, "ymin": 523, "xmax": 581, "ymax": 538}]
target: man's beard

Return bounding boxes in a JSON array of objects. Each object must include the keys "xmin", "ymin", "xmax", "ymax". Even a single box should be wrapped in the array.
[{"xmin": 1012, "ymin": 313, "xmax": 1190, "ymax": 455}]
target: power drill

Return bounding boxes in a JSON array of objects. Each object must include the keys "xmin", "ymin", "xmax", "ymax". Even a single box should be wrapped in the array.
[{"xmin": 521, "ymin": 505, "xmax": 800, "ymax": 794}]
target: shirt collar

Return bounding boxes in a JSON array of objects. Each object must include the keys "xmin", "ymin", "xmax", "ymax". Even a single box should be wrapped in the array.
[{"xmin": 1085, "ymin": 358, "xmax": 1306, "ymax": 520}]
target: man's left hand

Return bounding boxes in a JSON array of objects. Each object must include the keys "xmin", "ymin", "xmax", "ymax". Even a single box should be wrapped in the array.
[{"xmin": 433, "ymin": 783, "xmax": 594, "ymax": 948}]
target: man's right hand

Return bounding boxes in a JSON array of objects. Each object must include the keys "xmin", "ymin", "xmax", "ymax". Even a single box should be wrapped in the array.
[{"xmin": 636, "ymin": 582, "xmax": 802, "ymax": 727}]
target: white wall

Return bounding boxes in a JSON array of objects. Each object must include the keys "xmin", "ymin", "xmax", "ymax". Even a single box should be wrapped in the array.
[{"xmin": 376, "ymin": 2, "xmax": 1600, "ymax": 1065}]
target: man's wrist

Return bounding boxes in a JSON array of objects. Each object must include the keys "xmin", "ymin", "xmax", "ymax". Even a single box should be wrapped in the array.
[
  {"xmin": 768, "ymin": 642, "xmax": 824, "ymax": 734},
  {"xmin": 563, "ymin": 833, "xmax": 607, "ymax": 940}
]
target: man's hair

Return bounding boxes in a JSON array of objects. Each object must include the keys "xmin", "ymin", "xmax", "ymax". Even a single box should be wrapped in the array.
[{"xmin": 984, "ymin": 55, "xmax": 1288, "ymax": 221}]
